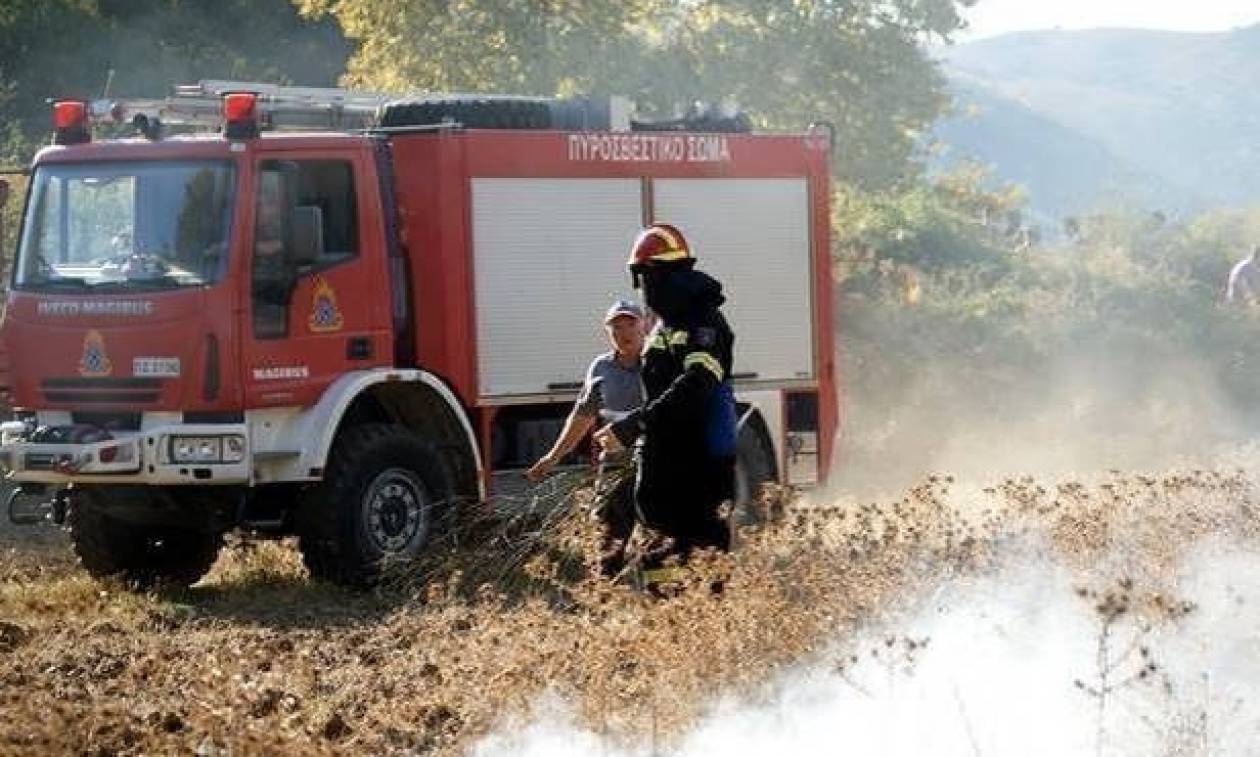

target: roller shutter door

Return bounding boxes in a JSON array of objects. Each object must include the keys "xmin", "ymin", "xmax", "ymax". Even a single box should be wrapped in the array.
[
  {"xmin": 472, "ymin": 178, "xmax": 643, "ymax": 397},
  {"xmin": 653, "ymin": 179, "xmax": 814, "ymax": 383}
]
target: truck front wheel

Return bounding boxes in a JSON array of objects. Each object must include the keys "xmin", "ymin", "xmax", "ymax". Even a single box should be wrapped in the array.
[
  {"xmin": 297, "ymin": 424, "xmax": 453, "ymax": 586},
  {"xmin": 69, "ymin": 491, "xmax": 223, "ymax": 588}
]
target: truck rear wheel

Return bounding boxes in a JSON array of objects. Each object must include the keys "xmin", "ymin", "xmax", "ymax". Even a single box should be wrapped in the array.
[
  {"xmin": 297, "ymin": 424, "xmax": 453, "ymax": 587},
  {"xmin": 69, "ymin": 491, "xmax": 222, "ymax": 588}
]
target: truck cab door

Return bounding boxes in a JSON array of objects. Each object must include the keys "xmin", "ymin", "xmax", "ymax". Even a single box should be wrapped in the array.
[{"xmin": 240, "ymin": 148, "xmax": 392, "ymax": 409}]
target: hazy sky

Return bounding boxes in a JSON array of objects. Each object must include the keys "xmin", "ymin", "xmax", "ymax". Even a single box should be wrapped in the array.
[{"xmin": 963, "ymin": 0, "xmax": 1260, "ymax": 39}]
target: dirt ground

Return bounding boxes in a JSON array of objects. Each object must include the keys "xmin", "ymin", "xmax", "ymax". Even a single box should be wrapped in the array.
[{"xmin": 1, "ymin": 468, "xmax": 1257, "ymax": 755}]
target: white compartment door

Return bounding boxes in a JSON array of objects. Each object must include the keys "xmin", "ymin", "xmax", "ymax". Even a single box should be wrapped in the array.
[
  {"xmin": 472, "ymin": 178, "xmax": 643, "ymax": 397},
  {"xmin": 653, "ymin": 179, "xmax": 815, "ymax": 383}
]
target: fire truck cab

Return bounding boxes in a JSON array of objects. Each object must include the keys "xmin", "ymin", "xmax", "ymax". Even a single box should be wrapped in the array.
[{"xmin": 0, "ymin": 83, "xmax": 837, "ymax": 587}]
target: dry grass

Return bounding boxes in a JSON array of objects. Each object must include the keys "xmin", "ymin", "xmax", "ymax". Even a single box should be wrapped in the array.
[{"xmin": 0, "ymin": 466, "xmax": 1256, "ymax": 755}]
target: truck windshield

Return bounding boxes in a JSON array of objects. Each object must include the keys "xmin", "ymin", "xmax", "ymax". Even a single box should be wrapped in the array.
[{"xmin": 14, "ymin": 160, "xmax": 235, "ymax": 292}]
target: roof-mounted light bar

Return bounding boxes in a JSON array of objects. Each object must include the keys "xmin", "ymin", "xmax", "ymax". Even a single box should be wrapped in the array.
[
  {"xmin": 51, "ymin": 100, "xmax": 91, "ymax": 146},
  {"xmin": 222, "ymin": 92, "xmax": 260, "ymax": 140}
]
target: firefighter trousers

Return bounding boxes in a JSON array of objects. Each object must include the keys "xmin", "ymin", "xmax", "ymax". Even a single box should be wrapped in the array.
[{"xmin": 634, "ymin": 453, "xmax": 734, "ymax": 573}]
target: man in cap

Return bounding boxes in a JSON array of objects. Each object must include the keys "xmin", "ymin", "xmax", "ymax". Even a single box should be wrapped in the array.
[
  {"xmin": 527, "ymin": 298, "xmax": 647, "ymax": 578},
  {"xmin": 594, "ymin": 223, "xmax": 737, "ymax": 589}
]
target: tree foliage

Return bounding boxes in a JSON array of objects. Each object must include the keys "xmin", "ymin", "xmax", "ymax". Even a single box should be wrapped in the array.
[
  {"xmin": 296, "ymin": 0, "xmax": 659, "ymax": 97},
  {"xmin": 835, "ymin": 168, "xmax": 1026, "ymax": 277},
  {"xmin": 0, "ymin": 0, "xmax": 350, "ymax": 159},
  {"xmin": 298, "ymin": 0, "xmax": 973, "ymax": 188}
]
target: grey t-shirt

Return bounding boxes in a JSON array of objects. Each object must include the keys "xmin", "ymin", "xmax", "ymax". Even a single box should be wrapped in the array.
[{"xmin": 575, "ymin": 352, "xmax": 644, "ymax": 464}]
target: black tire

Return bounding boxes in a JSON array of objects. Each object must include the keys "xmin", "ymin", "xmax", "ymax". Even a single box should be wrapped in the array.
[
  {"xmin": 378, "ymin": 97, "xmax": 553, "ymax": 130},
  {"xmin": 69, "ymin": 490, "xmax": 222, "ymax": 589},
  {"xmin": 296, "ymin": 424, "xmax": 453, "ymax": 587},
  {"xmin": 731, "ymin": 422, "xmax": 777, "ymax": 546}
]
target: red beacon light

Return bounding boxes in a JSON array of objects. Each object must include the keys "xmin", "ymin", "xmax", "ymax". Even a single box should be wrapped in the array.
[
  {"xmin": 222, "ymin": 92, "xmax": 260, "ymax": 140},
  {"xmin": 52, "ymin": 99, "xmax": 90, "ymax": 145}
]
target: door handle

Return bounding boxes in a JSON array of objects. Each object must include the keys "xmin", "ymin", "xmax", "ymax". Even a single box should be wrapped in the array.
[{"xmin": 346, "ymin": 337, "xmax": 373, "ymax": 361}]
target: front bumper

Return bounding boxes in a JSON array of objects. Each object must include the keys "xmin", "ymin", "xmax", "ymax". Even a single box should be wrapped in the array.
[{"xmin": 0, "ymin": 423, "xmax": 251, "ymax": 485}]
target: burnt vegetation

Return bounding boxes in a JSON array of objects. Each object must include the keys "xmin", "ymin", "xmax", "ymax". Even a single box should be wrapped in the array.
[{"xmin": 2, "ymin": 467, "xmax": 1257, "ymax": 753}]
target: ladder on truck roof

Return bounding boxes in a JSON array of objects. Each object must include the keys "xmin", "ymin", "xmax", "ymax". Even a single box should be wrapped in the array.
[
  {"xmin": 87, "ymin": 79, "xmax": 748, "ymax": 136},
  {"xmin": 90, "ymin": 80, "xmax": 390, "ymax": 133}
]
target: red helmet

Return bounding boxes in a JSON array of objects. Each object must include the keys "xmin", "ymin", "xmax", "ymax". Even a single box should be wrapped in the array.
[
  {"xmin": 628, "ymin": 224, "xmax": 692, "ymax": 267},
  {"xmin": 627, "ymin": 224, "xmax": 692, "ymax": 289}
]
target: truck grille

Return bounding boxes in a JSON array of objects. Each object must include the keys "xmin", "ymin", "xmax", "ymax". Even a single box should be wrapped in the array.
[
  {"xmin": 72, "ymin": 412, "xmax": 142, "ymax": 431},
  {"xmin": 41, "ymin": 377, "xmax": 163, "ymax": 405}
]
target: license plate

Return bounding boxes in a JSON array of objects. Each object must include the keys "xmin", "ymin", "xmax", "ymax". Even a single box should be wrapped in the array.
[{"xmin": 133, "ymin": 357, "xmax": 180, "ymax": 378}]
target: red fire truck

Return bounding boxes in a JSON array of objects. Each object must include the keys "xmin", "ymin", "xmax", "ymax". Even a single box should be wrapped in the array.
[{"xmin": 0, "ymin": 82, "xmax": 837, "ymax": 587}]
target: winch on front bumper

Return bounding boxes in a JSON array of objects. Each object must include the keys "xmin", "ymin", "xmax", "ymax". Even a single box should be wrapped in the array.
[{"xmin": 0, "ymin": 420, "xmax": 251, "ymax": 486}]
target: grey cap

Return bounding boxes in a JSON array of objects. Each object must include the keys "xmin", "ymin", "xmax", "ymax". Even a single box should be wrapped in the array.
[{"xmin": 604, "ymin": 298, "xmax": 644, "ymax": 324}]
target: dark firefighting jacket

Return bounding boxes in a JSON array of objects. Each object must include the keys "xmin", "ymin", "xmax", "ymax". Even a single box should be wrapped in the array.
[{"xmin": 610, "ymin": 267, "xmax": 736, "ymax": 530}]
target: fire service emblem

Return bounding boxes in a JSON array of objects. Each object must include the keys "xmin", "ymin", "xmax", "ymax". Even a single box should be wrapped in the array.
[
  {"xmin": 78, "ymin": 330, "xmax": 113, "ymax": 377},
  {"xmin": 308, "ymin": 276, "xmax": 345, "ymax": 333}
]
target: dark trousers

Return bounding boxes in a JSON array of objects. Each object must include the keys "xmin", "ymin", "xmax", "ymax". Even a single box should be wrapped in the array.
[
  {"xmin": 634, "ymin": 453, "xmax": 734, "ymax": 572},
  {"xmin": 594, "ymin": 464, "xmax": 637, "ymax": 578}
]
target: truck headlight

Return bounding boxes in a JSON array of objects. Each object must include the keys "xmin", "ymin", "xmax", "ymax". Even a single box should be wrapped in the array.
[
  {"xmin": 170, "ymin": 435, "xmax": 245, "ymax": 464},
  {"xmin": 0, "ymin": 419, "xmax": 32, "ymax": 446}
]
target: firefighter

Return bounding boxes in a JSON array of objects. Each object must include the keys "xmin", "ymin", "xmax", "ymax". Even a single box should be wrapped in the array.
[
  {"xmin": 594, "ymin": 223, "xmax": 737, "ymax": 589},
  {"xmin": 526, "ymin": 299, "xmax": 647, "ymax": 578}
]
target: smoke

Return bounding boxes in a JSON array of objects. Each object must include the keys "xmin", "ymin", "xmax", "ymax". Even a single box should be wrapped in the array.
[
  {"xmin": 474, "ymin": 541, "xmax": 1260, "ymax": 756},
  {"xmin": 929, "ymin": 349, "xmax": 1240, "ymax": 478},
  {"xmin": 830, "ymin": 289, "xmax": 1255, "ymax": 497}
]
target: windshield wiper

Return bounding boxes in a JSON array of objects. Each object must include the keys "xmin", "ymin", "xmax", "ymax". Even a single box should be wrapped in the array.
[
  {"xmin": 27, "ymin": 277, "xmax": 91, "ymax": 291},
  {"xmin": 90, "ymin": 276, "xmax": 203, "ymax": 291}
]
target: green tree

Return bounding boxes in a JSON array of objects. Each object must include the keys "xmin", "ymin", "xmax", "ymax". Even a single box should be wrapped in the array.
[
  {"xmin": 296, "ymin": 0, "xmax": 660, "ymax": 97},
  {"xmin": 0, "ymin": 0, "xmax": 350, "ymax": 158},
  {"xmin": 299, "ymin": 0, "xmax": 973, "ymax": 188},
  {"xmin": 0, "ymin": 173, "xmax": 25, "ymax": 269},
  {"xmin": 640, "ymin": 1, "xmax": 973, "ymax": 187}
]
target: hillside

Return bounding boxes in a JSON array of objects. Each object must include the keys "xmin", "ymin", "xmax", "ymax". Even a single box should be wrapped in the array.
[
  {"xmin": 933, "ymin": 78, "xmax": 1182, "ymax": 220},
  {"xmin": 937, "ymin": 25, "xmax": 1260, "ymax": 216}
]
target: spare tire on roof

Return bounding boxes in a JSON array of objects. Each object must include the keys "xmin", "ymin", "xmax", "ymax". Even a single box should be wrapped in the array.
[
  {"xmin": 378, "ymin": 95, "xmax": 752, "ymax": 133},
  {"xmin": 378, "ymin": 96, "xmax": 554, "ymax": 130}
]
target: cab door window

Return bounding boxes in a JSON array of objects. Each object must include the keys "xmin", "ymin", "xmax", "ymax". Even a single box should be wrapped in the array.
[{"xmin": 251, "ymin": 159, "xmax": 358, "ymax": 338}]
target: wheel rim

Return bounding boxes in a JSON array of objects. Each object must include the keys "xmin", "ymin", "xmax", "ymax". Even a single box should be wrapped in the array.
[{"xmin": 362, "ymin": 468, "xmax": 430, "ymax": 554}]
